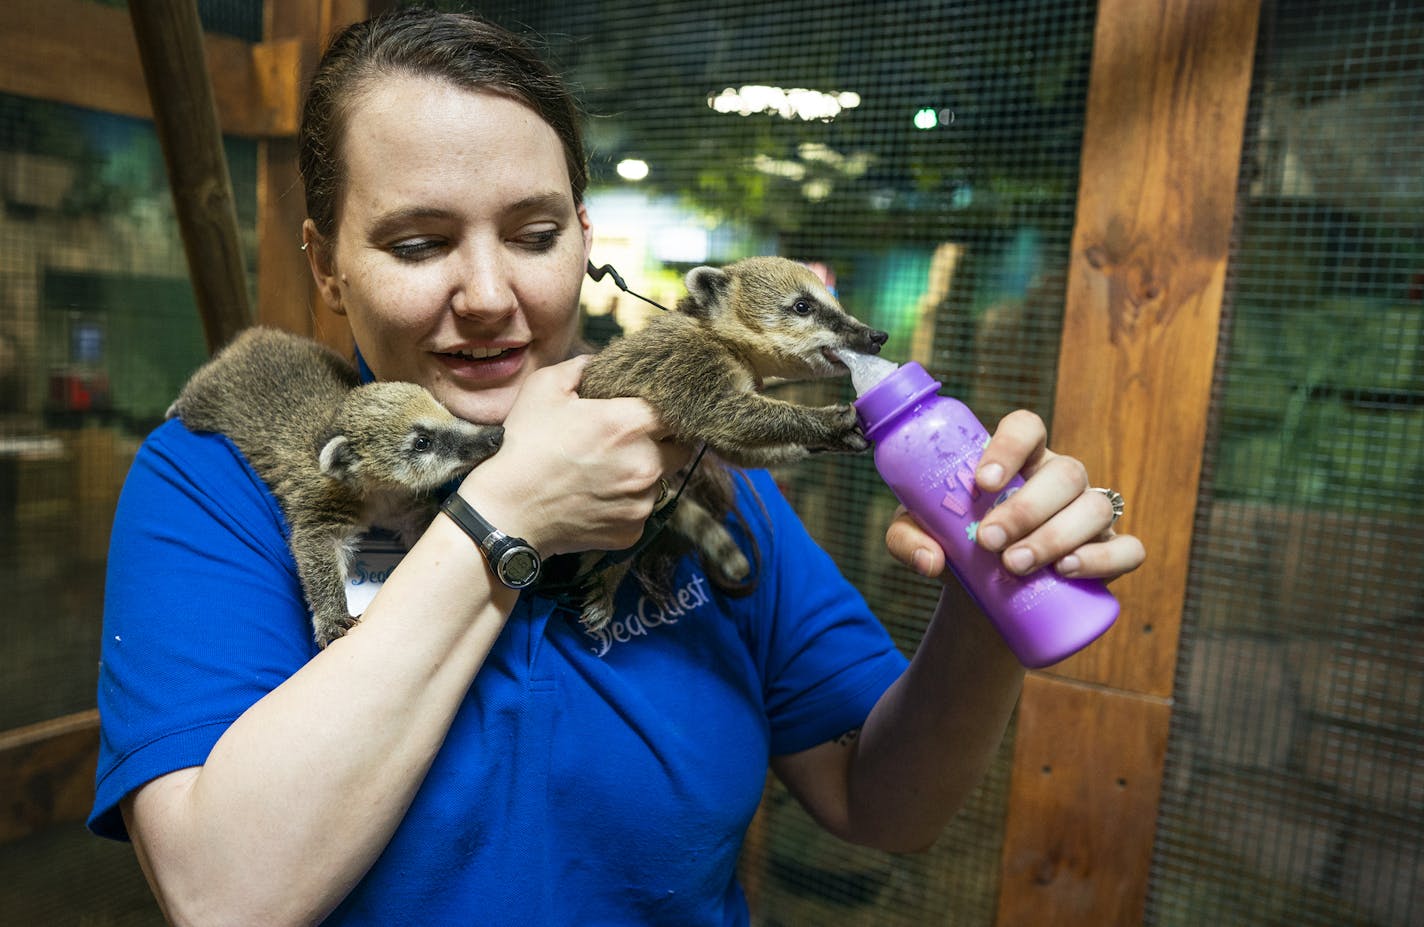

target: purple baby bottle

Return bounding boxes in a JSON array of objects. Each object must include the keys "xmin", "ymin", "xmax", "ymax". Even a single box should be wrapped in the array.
[{"xmin": 844, "ymin": 357, "xmax": 1118, "ymax": 668}]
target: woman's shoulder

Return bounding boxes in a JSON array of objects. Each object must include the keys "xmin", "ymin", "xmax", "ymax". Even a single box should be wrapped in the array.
[{"xmin": 119, "ymin": 417, "xmax": 288, "ymax": 545}]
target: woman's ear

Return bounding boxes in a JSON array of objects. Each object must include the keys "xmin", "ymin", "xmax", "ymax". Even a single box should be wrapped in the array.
[
  {"xmin": 577, "ymin": 202, "xmax": 593, "ymax": 263},
  {"xmin": 303, "ymin": 219, "xmax": 345, "ymax": 316}
]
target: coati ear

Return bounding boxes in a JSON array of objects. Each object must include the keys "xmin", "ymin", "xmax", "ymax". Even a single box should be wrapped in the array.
[
  {"xmin": 319, "ymin": 434, "xmax": 360, "ymax": 483},
  {"xmin": 683, "ymin": 266, "xmax": 732, "ymax": 318}
]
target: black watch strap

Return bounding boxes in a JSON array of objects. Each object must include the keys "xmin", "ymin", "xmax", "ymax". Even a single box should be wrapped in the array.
[{"xmin": 440, "ymin": 493, "xmax": 542, "ymax": 589}]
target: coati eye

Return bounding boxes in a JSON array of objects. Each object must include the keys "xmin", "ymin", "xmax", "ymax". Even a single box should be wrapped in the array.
[
  {"xmin": 412, "ymin": 435, "xmax": 433, "ymax": 453},
  {"xmin": 792, "ymin": 298, "xmax": 813, "ymax": 316}
]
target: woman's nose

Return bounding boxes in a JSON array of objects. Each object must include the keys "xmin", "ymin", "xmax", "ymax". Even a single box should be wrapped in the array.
[{"xmin": 451, "ymin": 251, "xmax": 519, "ymax": 320}]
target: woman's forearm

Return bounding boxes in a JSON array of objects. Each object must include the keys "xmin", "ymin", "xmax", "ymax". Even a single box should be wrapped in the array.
[
  {"xmin": 124, "ymin": 514, "xmax": 513, "ymax": 927},
  {"xmin": 846, "ymin": 581, "xmax": 1026, "ymax": 852}
]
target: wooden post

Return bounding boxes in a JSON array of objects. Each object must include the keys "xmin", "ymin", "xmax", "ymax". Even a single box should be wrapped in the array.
[
  {"xmin": 995, "ymin": 1, "xmax": 1262, "ymax": 924},
  {"xmin": 128, "ymin": 0, "xmax": 253, "ymax": 354},
  {"xmin": 257, "ymin": 1, "xmax": 366, "ymax": 352}
]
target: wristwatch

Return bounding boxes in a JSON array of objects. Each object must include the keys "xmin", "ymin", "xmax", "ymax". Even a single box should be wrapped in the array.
[{"xmin": 440, "ymin": 493, "xmax": 542, "ymax": 589}]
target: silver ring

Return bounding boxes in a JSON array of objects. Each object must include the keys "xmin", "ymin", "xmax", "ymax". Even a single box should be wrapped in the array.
[
  {"xmin": 1090, "ymin": 487, "xmax": 1125, "ymax": 526},
  {"xmin": 655, "ymin": 478, "xmax": 671, "ymax": 507}
]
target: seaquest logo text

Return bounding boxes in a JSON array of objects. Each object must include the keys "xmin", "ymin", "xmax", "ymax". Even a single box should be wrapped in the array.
[{"xmin": 585, "ymin": 574, "xmax": 712, "ymax": 657}]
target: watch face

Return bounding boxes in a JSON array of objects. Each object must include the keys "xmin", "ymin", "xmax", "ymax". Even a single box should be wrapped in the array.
[{"xmin": 499, "ymin": 548, "xmax": 541, "ymax": 587}]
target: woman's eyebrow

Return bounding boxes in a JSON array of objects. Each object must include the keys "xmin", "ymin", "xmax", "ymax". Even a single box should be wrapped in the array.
[
  {"xmin": 365, "ymin": 206, "xmax": 458, "ymax": 240},
  {"xmin": 506, "ymin": 191, "xmax": 575, "ymax": 216}
]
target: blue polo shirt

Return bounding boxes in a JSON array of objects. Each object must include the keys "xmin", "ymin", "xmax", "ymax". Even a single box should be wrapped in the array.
[{"xmin": 90, "ymin": 419, "xmax": 908, "ymax": 925}]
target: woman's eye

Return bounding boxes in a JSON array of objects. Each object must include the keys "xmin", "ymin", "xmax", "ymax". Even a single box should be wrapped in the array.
[
  {"xmin": 517, "ymin": 228, "xmax": 560, "ymax": 251},
  {"xmin": 389, "ymin": 238, "xmax": 445, "ymax": 261}
]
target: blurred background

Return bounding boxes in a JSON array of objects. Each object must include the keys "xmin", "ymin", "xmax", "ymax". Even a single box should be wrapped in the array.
[{"xmin": 0, "ymin": 1, "xmax": 1419, "ymax": 924}]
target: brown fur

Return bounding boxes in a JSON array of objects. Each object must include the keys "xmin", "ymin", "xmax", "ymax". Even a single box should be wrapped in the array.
[
  {"xmin": 167, "ymin": 327, "xmax": 504, "ymax": 646},
  {"xmin": 575, "ymin": 257, "xmax": 888, "ymax": 629}
]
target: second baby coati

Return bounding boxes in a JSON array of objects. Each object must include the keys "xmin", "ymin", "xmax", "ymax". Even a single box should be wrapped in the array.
[
  {"xmin": 167, "ymin": 326, "xmax": 504, "ymax": 647},
  {"xmin": 574, "ymin": 256, "xmax": 889, "ymax": 629}
]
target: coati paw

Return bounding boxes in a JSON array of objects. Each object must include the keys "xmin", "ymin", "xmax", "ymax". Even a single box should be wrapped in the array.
[
  {"xmin": 835, "ymin": 404, "xmax": 870, "ymax": 451},
  {"xmin": 578, "ymin": 584, "xmax": 618, "ymax": 633},
  {"xmin": 834, "ymin": 428, "xmax": 871, "ymax": 453},
  {"xmin": 806, "ymin": 405, "xmax": 869, "ymax": 454},
  {"xmin": 315, "ymin": 614, "xmax": 359, "ymax": 648}
]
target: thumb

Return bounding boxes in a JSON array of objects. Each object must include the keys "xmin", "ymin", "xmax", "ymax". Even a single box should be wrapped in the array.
[
  {"xmin": 885, "ymin": 506, "xmax": 946, "ymax": 578},
  {"xmin": 526, "ymin": 354, "xmax": 590, "ymax": 398}
]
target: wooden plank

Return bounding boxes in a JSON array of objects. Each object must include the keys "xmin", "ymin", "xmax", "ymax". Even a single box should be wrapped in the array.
[
  {"xmin": 1046, "ymin": 0, "xmax": 1262, "ymax": 697},
  {"xmin": 0, "ymin": 710, "xmax": 100, "ymax": 845},
  {"xmin": 257, "ymin": 1, "xmax": 360, "ymax": 351},
  {"xmin": 995, "ymin": 675, "xmax": 1170, "ymax": 927},
  {"xmin": 257, "ymin": 0, "xmax": 322, "ymax": 339},
  {"xmin": 249, "ymin": 37, "xmax": 304, "ymax": 138},
  {"xmin": 0, "ymin": 0, "xmax": 300, "ymax": 139},
  {"xmin": 993, "ymin": 2, "xmax": 1262, "ymax": 923}
]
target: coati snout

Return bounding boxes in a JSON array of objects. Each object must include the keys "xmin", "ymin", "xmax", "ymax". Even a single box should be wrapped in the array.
[{"xmin": 318, "ymin": 382, "xmax": 504, "ymax": 493}]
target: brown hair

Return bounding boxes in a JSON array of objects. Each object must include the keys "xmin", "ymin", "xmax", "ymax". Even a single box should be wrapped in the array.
[{"xmin": 298, "ymin": 7, "xmax": 588, "ymax": 241}]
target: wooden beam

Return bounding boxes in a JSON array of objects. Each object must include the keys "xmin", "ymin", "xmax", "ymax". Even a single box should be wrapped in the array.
[
  {"xmin": 256, "ymin": 1, "xmax": 364, "ymax": 350},
  {"xmin": 995, "ymin": 0, "xmax": 1261, "ymax": 923},
  {"xmin": 129, "ymin": 0, "xmax": 253, "ymax": 354},
  {"xmin": 995, "ymin": 676, "xmax": 1170, "ymax": 926},
  {"xmin": 1047, "ymin": 0, "xmax": 1262, "ymax": 696},
  {"xmin": 0, "ymin": 0, "xmax": 301, "ymax": 139},
  {"xmin": 0, "ymin": 710, "xmax": 100, "ymax": 845}
]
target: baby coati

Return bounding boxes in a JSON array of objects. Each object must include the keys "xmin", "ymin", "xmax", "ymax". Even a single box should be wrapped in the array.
[
  {"xmin": 167, "ymin": 326, "xmax": 504, "ymax": 647},
  {"xmin": 574, "ymin": 256, "xmax": 889, "ymax": 629}
]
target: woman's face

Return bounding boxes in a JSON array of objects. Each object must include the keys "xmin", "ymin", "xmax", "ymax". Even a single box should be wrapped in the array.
[{"xmin": 307, "ymin": 74, "xmax": 592, "ymax": 424}]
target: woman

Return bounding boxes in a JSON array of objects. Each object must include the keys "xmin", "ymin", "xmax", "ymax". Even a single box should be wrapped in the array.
[{"xmin": 90, "ymin": 9, "xmax": 1144, "ymax": 925}]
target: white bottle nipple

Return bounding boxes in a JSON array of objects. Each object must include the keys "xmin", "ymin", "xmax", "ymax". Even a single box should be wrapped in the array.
[{"xmin": 832, "ymin": 349, "xmax": 901, "ymax": 397}]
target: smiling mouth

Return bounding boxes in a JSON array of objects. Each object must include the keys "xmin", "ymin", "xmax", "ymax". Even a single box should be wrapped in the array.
[{"xmin": 440, "ymin": 346, "xmax": 520, "ymax": 361}]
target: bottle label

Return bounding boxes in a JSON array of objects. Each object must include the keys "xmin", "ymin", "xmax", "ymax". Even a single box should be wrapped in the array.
[
  {"xmin": 993, "ymin": 564, "xmax": 1058, "ymax": 611},
  {"xmin": 896, "ymin": 426, "xmax": 1058, "ymax": 611},
  {"xmin": 914, "ymin": 428, "xmax": 990, "ymax": 509}
]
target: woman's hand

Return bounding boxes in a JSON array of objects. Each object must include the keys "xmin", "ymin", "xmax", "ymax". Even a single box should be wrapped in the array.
[
  {"xmin": 457, "ymin": 356, "xmax": 691, "ymax": 556},
  {"xmin": 885, "ymin": 409, "xmax": 1145, "ymax": 582}
]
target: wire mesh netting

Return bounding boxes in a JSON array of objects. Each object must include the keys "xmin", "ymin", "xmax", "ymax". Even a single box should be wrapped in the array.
[
  {"xmin": 9, "ymin": 0, "xmax": 1419, "ymax": 925},
  {"xmin": 0, "ymin": 91, "xmax": 252, "ymax": 927},
  {"xmin": 471, "ymin": 0, "xmax": 1097, "ymax": 921},
  {"xmin": 1147, "ymin": 2, "xmax": 1423, "ymax": 925},
  {"xmin": 0, "ymin": 5, "xmax": 259, "ymax": 925},
  {"xmin": 2, "ymin": 0, "xmax": 1098, "ymax": 922}
]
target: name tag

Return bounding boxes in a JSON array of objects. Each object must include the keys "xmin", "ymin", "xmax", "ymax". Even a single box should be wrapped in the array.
[{"xmin": 343, "ymin": 528, "xmax": 409, "ymax": 618}]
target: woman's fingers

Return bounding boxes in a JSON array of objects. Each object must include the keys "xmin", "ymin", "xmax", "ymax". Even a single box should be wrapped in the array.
[{"xmin": 1055, "ymin": 531, "xmax": 1146, "ymax": 581}]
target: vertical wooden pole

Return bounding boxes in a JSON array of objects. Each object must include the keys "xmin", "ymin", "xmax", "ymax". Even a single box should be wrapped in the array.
[
  {"xmin": 994, "ymin": 1, "xmax": 1261, "ymax": 924},
  {"xmin": 128, "ymin": 0, "xmax": 253, "ymax": 353},
  {"xmin": 257, "ymin": 1, "xmax": 367, "ymax": 353}
]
